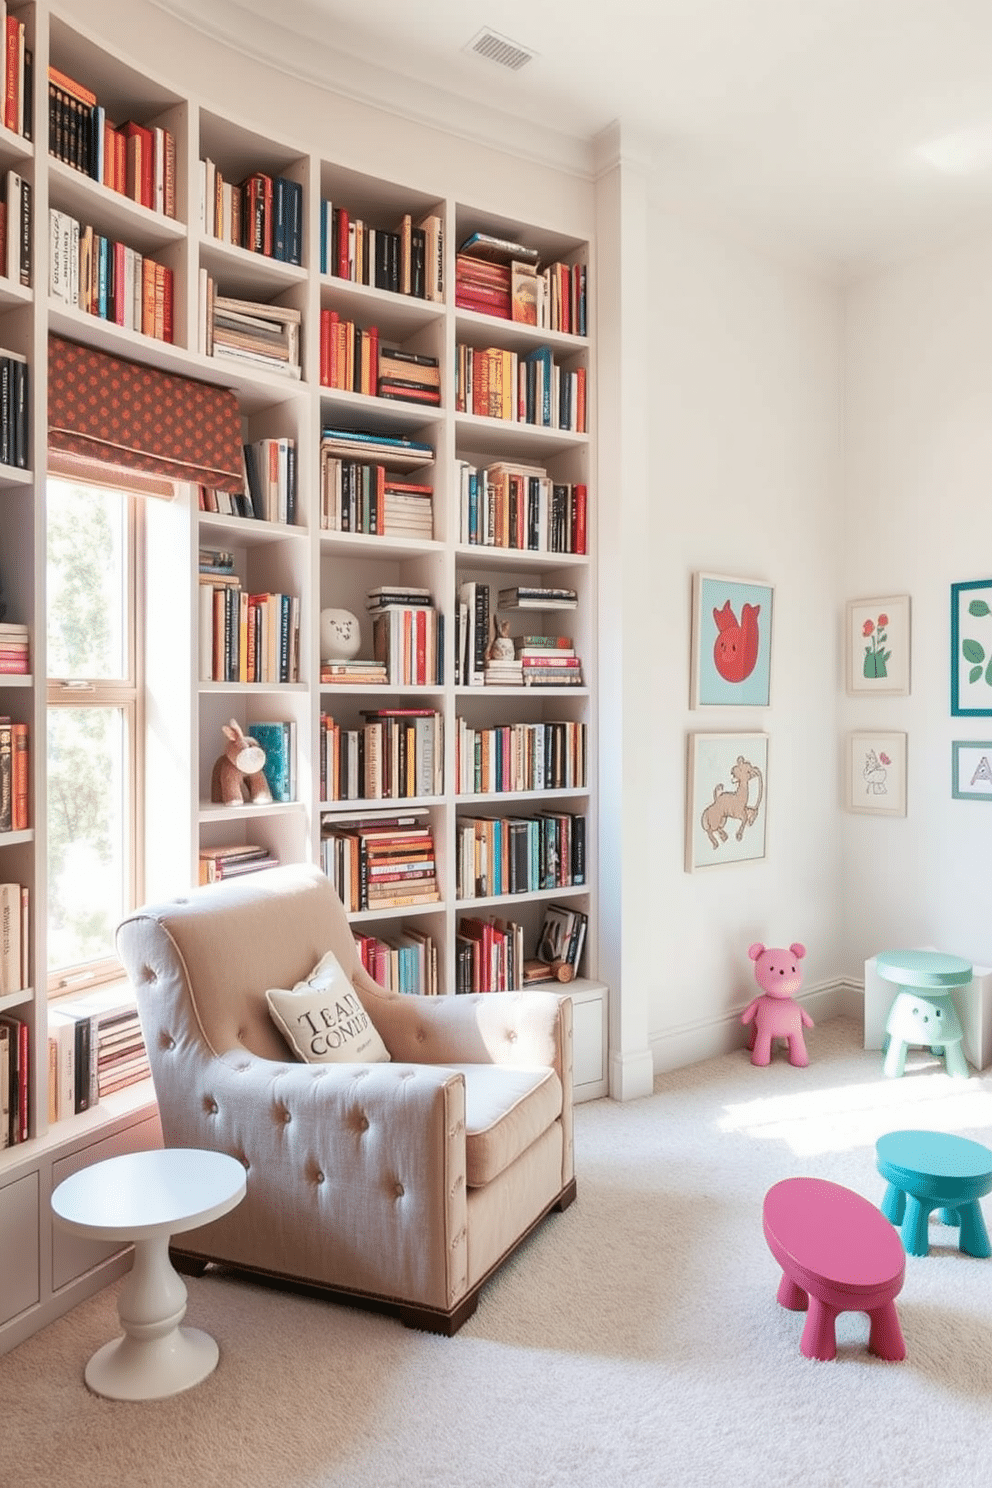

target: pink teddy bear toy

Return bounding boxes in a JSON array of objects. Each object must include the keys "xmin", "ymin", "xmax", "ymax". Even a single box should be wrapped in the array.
[{"xmin": 741, "ymin": 942, "xmax": 813, "ymax": 1067}]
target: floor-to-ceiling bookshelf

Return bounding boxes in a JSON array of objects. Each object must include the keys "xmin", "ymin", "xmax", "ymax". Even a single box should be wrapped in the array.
[{"xmin": 0, "ymin": 0, "xmax": 606, "ymax": 1355}]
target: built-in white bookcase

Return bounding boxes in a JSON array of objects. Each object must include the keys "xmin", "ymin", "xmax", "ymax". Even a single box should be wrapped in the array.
[{"xmin": 0, "ymin": 0, "xmax": 605, "ymax": 1357}]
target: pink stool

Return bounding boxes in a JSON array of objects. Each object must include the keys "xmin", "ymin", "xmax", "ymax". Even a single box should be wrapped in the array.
[{"xmin": 763, "ymin": 1177, "xmax": 906, "ymax": 1362}]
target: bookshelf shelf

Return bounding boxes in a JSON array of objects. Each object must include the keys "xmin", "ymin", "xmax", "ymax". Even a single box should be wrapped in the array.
[{"xmin": 0, "ymin": 0, "xmax": 604, "ymax": 1358}]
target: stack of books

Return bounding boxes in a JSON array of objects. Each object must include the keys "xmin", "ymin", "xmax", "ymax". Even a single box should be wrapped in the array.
[
  {"xmin": 319, "ymin": 810, "xmax": 440, "ymax": 913},
  {"xmin": 198, "ymin": 843, "xmax": 279, "ymax": 883},
  {"xmin": 383, "ymin": 475, "xmax": 434, "ymax": 539},
  {"xmin": 367, "ymin": 585, "xmax": 442, "ymax": 685},
  {"xmin": 320, "ymin": 658, "xmax": 388, "ymax": 685},
  {"xmin": 377, "ymin": 346, "xmax": 440, "ymax": 407},
  {"xmin": 497, "ymin": 585, "xmax": 578, "ymax": 611},
  {"xmin": 515, "ymin": 633, "xmax": 583, "ymax": 688},
  {"xmin": 0, "ymin": 621, "xmax": 29, "ymax": 675},
  {"xmin": 200, "ymin": 276, "xmax": 301, "ymax": 378},
  {"xmin": 49, "ymin": 985, "xmax": 151, "ymax": 1115}
]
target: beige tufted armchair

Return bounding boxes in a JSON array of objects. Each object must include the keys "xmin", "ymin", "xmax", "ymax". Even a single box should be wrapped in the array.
[{"xmin": 115, "ymin": 862, "xmax": 576, "ymax": 1334}]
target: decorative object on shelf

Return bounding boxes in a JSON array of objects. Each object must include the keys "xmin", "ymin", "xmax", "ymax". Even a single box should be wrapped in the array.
[
  {"xmin": 845, "ymin": 730, "xmax": 907, "ymax": 816},
  {"xmin": 485, "ymin": 617, "xmax": 515, "ymax": 662},
  {"xmin": 951, "ymin": 578, "xmax": 992, "ymax": 716},
  {"xmin": 951, "ymin": 740, "xmax": 992, "ymax": 801},
  {"xmin": 209, "ymin": 720, "xmax": 273, "ymax": 807},
  {"xmin": 742, "ymin": 941, "xmax": 812, "ymax": 1067},
  {"xmin": 685, "ymin": 732, "xmax": 768, "ymax": 871},
  {"xmin": 690, "ymin": 572, "xmax": 773, "ymax": 707},
  {"xmin": 320, "ymin": 607, "xmax": 362, "ymax": 662},
  {"xmin": 846, "ymin": 594, "xmax": 911, "ymax": 695}
]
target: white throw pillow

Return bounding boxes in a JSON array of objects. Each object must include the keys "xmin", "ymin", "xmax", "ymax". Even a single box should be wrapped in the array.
[{"xmin": 266, "ymin": 950, "xmax": 391, "ymax": 1064}]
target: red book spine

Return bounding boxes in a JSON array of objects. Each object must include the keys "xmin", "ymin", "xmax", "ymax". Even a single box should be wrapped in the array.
[
  {"xmin": 336, "ymin": 207, "xmax": 350, "ymax": 279},
  {"xmin": 4, "ymin": 19, "xmax": 19, "ymax": 134},
  {"xmin": 572, "ymin": 483, "xmax": 587, "ymax": 555}
]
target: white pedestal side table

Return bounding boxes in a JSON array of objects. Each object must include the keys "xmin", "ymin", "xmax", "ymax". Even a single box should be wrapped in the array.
[{"xmin": 51, "ymin": 1147, "xmax": 246, "ymax": 1400}]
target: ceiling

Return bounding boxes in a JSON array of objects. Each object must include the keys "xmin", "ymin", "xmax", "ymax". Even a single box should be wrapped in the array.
[{"xmin": 156, "ymin": 0, "xmax": 992, "ymax": 280}]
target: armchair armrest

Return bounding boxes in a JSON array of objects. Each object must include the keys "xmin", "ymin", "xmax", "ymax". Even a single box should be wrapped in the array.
[{"xmin": 166, "ymin": 1050, "xmax": 471, "ymax": 1314}]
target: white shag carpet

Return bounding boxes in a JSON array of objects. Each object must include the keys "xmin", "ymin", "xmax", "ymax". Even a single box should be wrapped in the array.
[{"xmin": 5, "ymin": 1015, "xmax": 992, "ymax": 1488}]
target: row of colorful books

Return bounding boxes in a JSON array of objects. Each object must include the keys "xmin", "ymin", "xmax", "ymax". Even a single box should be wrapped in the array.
[
  {"xmin": 455, "ymin": 904, "xmax": 589, "ymax": 993},
  {"xmin": 368, "ymin": 586, "xmax": 443, "ymax": 686},
  {"xmin": 455, "ymin": 232, "xmax": 587, "ymax": 335},
  {"xmin": 457, "ymin": 459, "xmax": 587, "ymax": 554},
  {"xmin": 0, "ymin": 1013, "xmax": 27, "ymax": 1146},
  {"xmin": 353, "ymin": 925, "xmax": 439, "ymax": 997},
  {"xmin": 0, "ymin": 716, "xmax": 29, "ymax": 832},
  {"xmin": 49, "ymin": 209, "xmax": 174, "ymax": 341},
  {"xmin": 319, "ymin": 454, "xmax": 434, "ymax": 540},
  {"xmin": 318, "ymin": 312, "xmax": 441, "ymax": 406},
  {"xmin": 319, "ymin": 809, "xmax": 440, "ymax": 914},
  {"xmin": 48, "ymin": 64, "xmax": 176, "ymax": 216},
  {"xmin": 456, "ymin": 810, "xmax": 586, "ymax": 901},
  {"xmin": 320, "ymin": 202, "xmax": 444, "ymax": 301},
  {"xmin": 319, "ymin": 708, "xmax": 443, "ymax": 803},
  {"xmin": 199, "ymin": 436, "xmax": 298, "ymax": 524},
  {"xmin": 455, "ymin": 343, "xmax": 586, "ymax": 431},
  {"xmin": 455, "ymin": 718, "xmax": 587, "ymax": 795},
  {"xmin": 201, "ymin": 161, "xmax": 303, "ymax": 264},
  {"xmin": 197, "ymin": 579, "xmax": 301, "ymax": 684}
]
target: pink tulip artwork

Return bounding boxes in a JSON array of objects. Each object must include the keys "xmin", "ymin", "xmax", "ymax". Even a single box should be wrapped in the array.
[{"xmin": 862, "ymin": 612, "xmax": 891, "ymax": 680}]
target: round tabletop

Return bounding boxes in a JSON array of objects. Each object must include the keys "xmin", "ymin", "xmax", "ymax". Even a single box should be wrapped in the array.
[
  {"xmin": 875, "ymin": 949, "xmax": 973, "ymax": 989},
  {"xmin": 764, "ymin": 1177, "xmax": 904, "ymax": 1290},
  {"xmin": 876, "ymin": 1129, "xmax": 992, "ymax": 1183},
  {"xmin": 51, "ymin": 1148, "xmax": 247, "ymax": 1243}
]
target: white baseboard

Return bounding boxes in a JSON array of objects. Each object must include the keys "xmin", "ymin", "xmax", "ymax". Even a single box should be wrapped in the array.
[{"xmin": 649, "ymin": 977, "xmax": 864, "ymax": 1076}]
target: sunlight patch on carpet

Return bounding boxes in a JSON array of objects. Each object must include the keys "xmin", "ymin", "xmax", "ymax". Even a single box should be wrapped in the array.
[{"xmin": 717, "ymin": 1071, "xmax": 992, "ymax": 1155}]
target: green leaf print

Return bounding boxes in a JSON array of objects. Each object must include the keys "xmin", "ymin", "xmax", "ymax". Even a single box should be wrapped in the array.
[{"xmin": 963, "ymin": 639, "xmax": 985, "ymax": 664}]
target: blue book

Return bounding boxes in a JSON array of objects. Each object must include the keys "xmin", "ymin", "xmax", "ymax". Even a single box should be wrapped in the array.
[{"xmin": 252, "ymin": 721, "xmax": 293, "ymax": 802}]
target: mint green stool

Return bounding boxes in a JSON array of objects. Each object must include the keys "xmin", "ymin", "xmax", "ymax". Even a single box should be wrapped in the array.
[{"xmin": 876, "ymin": 949, "xmax": 972, "ymax": 1079}]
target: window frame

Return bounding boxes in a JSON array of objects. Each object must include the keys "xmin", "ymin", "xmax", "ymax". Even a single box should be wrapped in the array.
[{"xmin": 45, "ymin": 475, "xmax": 146, "ymax": 996}]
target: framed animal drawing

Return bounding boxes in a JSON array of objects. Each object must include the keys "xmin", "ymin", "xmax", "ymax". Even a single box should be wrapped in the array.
[
  {"xmin": 690, "ymin": 572, "xmax": 773, "ymax": 707},
  {"xmin": 685, "ymin": 731, "xmax": 769, "ymax": 872},
  {"xmin": 846, "ymin": 731, "xmax": 907, "ymax": 816}
]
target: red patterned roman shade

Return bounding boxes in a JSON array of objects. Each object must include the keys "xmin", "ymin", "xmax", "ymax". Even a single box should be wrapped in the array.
[{"xmin": 47, "ymin": 335, "xmax": 244, "ymax": 495}]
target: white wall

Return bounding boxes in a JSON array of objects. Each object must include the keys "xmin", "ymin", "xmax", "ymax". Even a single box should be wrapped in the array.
[
  {"xmin": 842, "ymin": 231, "xmax": 992, "ymax": 974},
  {"xmin": 635, "ymin": 195, "xmax": 845, "ymax": 1067}
]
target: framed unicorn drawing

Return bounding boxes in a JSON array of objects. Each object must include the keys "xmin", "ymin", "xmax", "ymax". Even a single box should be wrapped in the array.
[
  {"xmin": 685, "ymin": 731, "xmax": 769, "ymax": 872},
  {"xmin": 690, "ymin": 572, "xmax": 773, "ymax": 707},
  {"xmin": 846, "ymin": 731, "xmax": 907, "ymax": 816}
]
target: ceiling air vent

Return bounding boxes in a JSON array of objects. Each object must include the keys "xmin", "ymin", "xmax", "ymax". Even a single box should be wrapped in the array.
[{"xmin": 464, "ymin": 28, "xmax": 535, "ymax": 72}]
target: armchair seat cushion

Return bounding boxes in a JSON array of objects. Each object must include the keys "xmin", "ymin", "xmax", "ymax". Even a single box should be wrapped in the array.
[{"xmin": 457, "ymin": 1065, "xmax": 563, "ymax": 1188}]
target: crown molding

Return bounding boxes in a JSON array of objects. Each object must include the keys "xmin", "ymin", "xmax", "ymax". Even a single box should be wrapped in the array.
[{"xmin": 148, "ymin": 0, "xmax": 596, "ymax": 180}]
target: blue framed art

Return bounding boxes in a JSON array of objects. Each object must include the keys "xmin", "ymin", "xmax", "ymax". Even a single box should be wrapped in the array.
[
  {"xmin": 951, "ymin": 579, "xmax": 992, "ymax": 716},
  {"xmin": 690, "ymin": 572, "xmax": 773, "ymax": 707}
]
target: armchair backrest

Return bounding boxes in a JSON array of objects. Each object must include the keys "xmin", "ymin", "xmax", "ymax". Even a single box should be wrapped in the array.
[{"xmin": 116, "ymin": 863, "xmax": 361, "ymax": 1062}]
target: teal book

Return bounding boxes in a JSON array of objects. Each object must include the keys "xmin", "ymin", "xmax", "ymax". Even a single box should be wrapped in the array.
[{"xmin": 252, "ymin": 721, "xmax": 294, "ymax": 803}]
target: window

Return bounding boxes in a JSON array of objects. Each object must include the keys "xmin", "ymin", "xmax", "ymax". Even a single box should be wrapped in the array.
[{"xmin": 46, "ymin": 477, "xmax": 144, "ymax": 993}]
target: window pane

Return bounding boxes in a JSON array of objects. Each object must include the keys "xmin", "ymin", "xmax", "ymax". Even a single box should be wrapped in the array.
[
  {"xmin": 46, "ymin": 480, "xmax": 127, "ymax": 679},
  {"xmin": 46, "ymin": 705, "xmax": 128, "ymax": 973}
]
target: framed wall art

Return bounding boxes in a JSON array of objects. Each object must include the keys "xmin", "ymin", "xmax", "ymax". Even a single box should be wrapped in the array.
[
  {"xmin": 685, "ymin": 731, "xmax": 769, "ymax": 872},
  {"xmin": 845, "ymin": 595, "xmax": 910, "ymax": 695},
  {"xmin": 951, "ymin": 740, "xmax": 992, "ymax": 801},
  {"xmin": 690, "ymin": 573, "xmax": 773, "ymax": 708},
  {"xmin": 951, "ymin": 579, "xmax": 992, "ymax": 716},
  {"xmin": 846, "ymin": 731, "xmax": 907, "ymax": 816}
]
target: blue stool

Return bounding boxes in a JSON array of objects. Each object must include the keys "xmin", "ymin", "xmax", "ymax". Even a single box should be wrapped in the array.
[
  {"xmin": 876, "ymin": 1129, "xmax": 992, "ymax": 1257},
  {"xmin": 876, "ymin": 949, "xmax": 972, "ymax": 1079}
]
